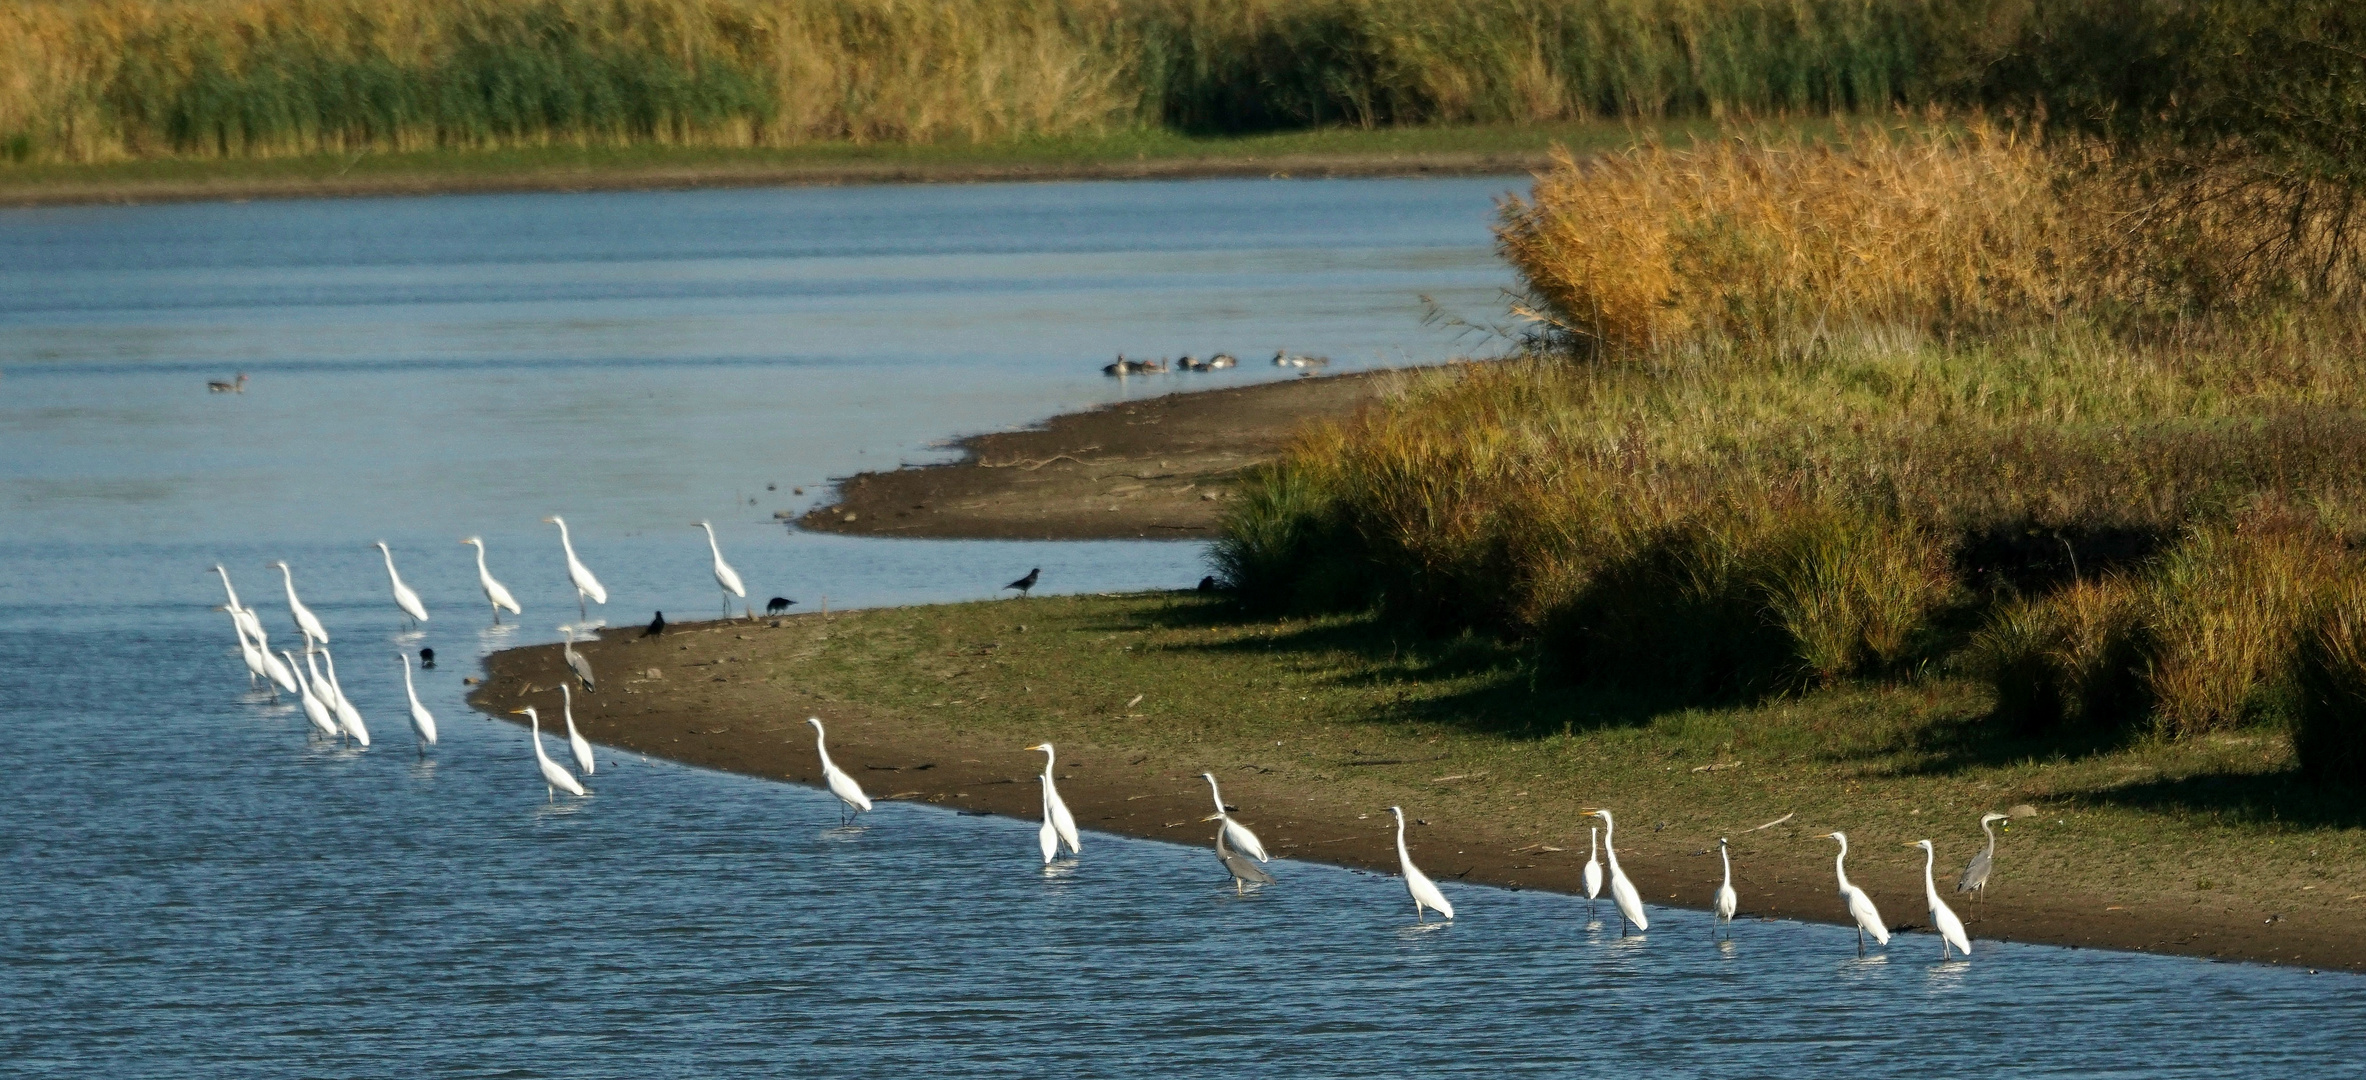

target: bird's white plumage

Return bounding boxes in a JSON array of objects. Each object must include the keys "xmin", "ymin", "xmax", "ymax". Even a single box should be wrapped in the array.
[
  {"xmin": 560, "ymin": 683, "xmax": 594, "ymax": 776},
  {"xmin": 1391, "ymin": 805, "xmax": 1454, "ymax": 921},
  {"xmin": 1201, "ymin": 772, "xmax": 1270, "ymax": 862},
  {"xmin": 1827, "ymin": 832, "xmax": 1891, "ymax": 948},
  {"xmin": 808, "ymin": 717, "xmax": 873, "ymax": 819},
  {"xmin": 1916, "ymin": 839, "xmax": 1972, "ymax": 958},
  {"xmin": 271, "ymin": 561, "xmax": 330, "ymax": 646},
  {"xmin": 516, "ymin": 706, "xmax": 587, "ymax": 799},
  {"xmin": 319, "ymin": 648, "xmax": 370, "ymax": 746},
  {"xmin": 545, "ymin": 515, "xmax": 608, "ymax": 612},
  {"xmin": 1583, "ymin": 826, "xmax": 1604, "ymax": 901},
  {"xmin": 211, "ymin": 566, "xmax": 270, "ymax": 645},
  {"xmin": 400, "ymin": 652, "xmax": 437, "ymax": 746},
  {"xmin": 258, "ymin": 639, "xmax": 299, "ymax": 695},
  {"xmin": 287, "ymin": 651, "xmax": 339, "ymax": 737},
  {"xmin": 1714, "ymin": 838, "xmax": 1739, "ymax": 931},
  {"xmin": 1029, "ymin": 743, "xmax": 1080, "ymax": 854},
  {"xmin": 1037, "ymin": 777, "xmax": 1060, "ymax": 864},
  {"xmin": 374, "ymin": 542, "xmax": 429, "ymax": 624},
  {"xmin": 1587, "ymin": 808, "xmax": 1648, "ymax": 932},
  {"xmin": 462, "ymin": 537, "xmax": 522, "ymax": 621},
  {"xmin": 696, "ymin": 521, "xmax": 747, "ymax": 614},
  {"xmin": 224, "ymin": 605, "xmax": 267, "ymax": 686}
]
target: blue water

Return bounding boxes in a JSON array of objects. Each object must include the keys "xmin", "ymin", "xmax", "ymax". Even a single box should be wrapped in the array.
[{"xmin": 2, "ymin": 178, "xmax": 2360, "ymax": 1076}]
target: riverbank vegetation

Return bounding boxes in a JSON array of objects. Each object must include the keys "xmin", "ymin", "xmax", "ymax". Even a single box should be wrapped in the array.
[{"xmin": 1217, "ymin": 7, "xmax": 2366, "ymax": 790}]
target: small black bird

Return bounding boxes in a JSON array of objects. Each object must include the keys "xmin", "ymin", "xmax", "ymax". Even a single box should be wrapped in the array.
[
  {"xmin": 766, "ymin": 596, "xmax": 796, "ymax": 615},
  {"xmin": 418, "ymin": 647, "xmax": 436, "ymax": 669},
  {"xmin": 1004, "ymin": 567, "xmax": 1040, "ymax": 597},
  {"xmin": 644, "ymin": 611, "xmax": 666, "ymax": 637},
  {"xmin": 1197, "ymin": 575, "xmax": 1218, "ymax": 593}
]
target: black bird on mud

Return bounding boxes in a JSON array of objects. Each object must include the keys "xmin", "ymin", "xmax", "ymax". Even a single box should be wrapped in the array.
[
  {"xmin": 644, "ymin": 611, "xmax": 666, "ymax": 637},
  {"xmin": 1005, "ymin": 568, "xmax": 1040, "ymax": 597},
  {"xmin": 766, "ymin": 596, "xmax": 796, "ymax": 615}
]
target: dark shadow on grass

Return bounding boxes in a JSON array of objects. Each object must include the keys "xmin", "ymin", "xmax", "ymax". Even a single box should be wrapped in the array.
[
  {"xmin": 2070, "ymin": 769, "xmax": 2366, "ymax": 830},
  {"xmin": 1872, "ymin": 708, "xmax": 2149, "ymax": 776}
]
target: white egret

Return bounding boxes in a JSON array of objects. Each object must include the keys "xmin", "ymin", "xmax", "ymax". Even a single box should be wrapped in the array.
[
  {"xmin": 1713, "ymin": 838, "xmax": 1739, "ymax": 938},
  {"xmin": 269, "ymin": 560, "xmax": 330, "ymax": 648},
  {"xmin": 1026, "ymin": 743, "xmax": 1080, "ymax": 855},
  {"xmin": 1389, "ymin": 805, "xmax": 1454, "ymax": 922},
  {"xmin": 400, "ymin": 652, "xmax": 437, "ymax": 749},
  {"xmin": 558, "ymin": 683, "xmax": 594, "ymax": 776},
  {"xmin": 1583, "ymin": 825, "xmax": 1604, "ymax": 914},
  {"xmin": 694, "ymin": 521, "xmax": 748, "ymax": 618},
  {"xmin": 1824, "ymin": 831, "xmax": 1890, "ymax": 954},
  {"xmin": 219, "ymin": 604, "xmax": 265, "ymax": 689},
  {"xmin": 319, "ymin": 648, "xmax": 370, "ymax": 747},
  {"xmin": 373, "ymin": 542, "xmax": 429, "ymax": 627},
  {"xmin": 1581, "ymin": 808, "xmax": 1648, "ymax": 935},
  {"xmin": 543, "ymin": 515, "xmax": 607, "ymax": 619},
  {"xmin": 460, "ymin": 537, "xmax": 522, "ymax": 624},
  {"xmin": 1205, "ymin": 813, "xmax": 1277, "ymax": 894},
  {"xmin": 1036, "ymin": 775, "xmax": 1059, "ymax": 865},
  {"xmin": 807, "ymin": 717, "xmax": 873, "ymax": 824},
  {"xmin": 211, "ymin": 565, "xmax": 269, "ymax": 643},
  {"xmin": 1956, "ymin": 812, "xmax": 2010, "ymax": 900},
  {"xmin": 285, "ymin": 650, "xmax": 339, "ymax": 738},
  {"xmin": 561, "ymin": 626, "xmax": 595, "ymax": 692},
  {"xmin": 256, "ymin": 634, "xmax": 299, "ymax": 696},
  {"xmin": 1200, "ymin": 772, "xmax": 1270, "ymax": 862},
  {"xmin": 1914, "ymin": 839, "xmax": 1973, "ymax": 959},
  {"xmin": 510, "ymin": 706, "xmax": 587, "ymax": 801}
]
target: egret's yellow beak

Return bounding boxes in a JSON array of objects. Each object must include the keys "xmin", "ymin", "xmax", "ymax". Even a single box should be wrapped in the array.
[{"xmin": 1201, "ymin": 813, "xmax": 1225, "ymax": 822}]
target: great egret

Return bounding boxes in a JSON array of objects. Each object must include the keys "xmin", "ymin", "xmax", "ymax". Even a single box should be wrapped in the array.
[
  {"xmin": 543, "ymin": 515, "xmax": 607, "ymax": 619},
  {"xmin": 285, "ymin": 650, "xmax": 338, "ymax": 738},
  {"xmin": 1956, "ymin": 812, "xmax": 2010, "ymax": 900},
  {"xmin": 1026, "ymin": 743, "xmax": 1080, "ymax": 855},
  {"xmin": 510, "ymin": 706, "xmax": 587, "ymax": 801},
  {"xmin": 319, "ymin": 648, "xmax": 370, "ymax": 747},
  {"xmin": 1200, "ymin": 772, "xmax": 1270, "ymax": 862},
  {"xmin": 460, "ymin": 537, "xmax": 522, "ymax": 624},
  {"xmin": 211, "ymin": 565, "xmax": 268, "ymax": 644},
  {"xmin": 1914, "ymin": 840, "xmax": 1973, "ymax": 959},
  {"xmin": 254, "ymin": 626, "xmax": 298, "ymax": 695},
  {"xmin": 373, "ymin": 542, "xmax": 429, "ymax": 627},
  {"xmin": 807, "ymin": 717, "xmax": 873, "ymax": 824},
  {"xmin": 1205, "ymin": 813, "xmax": 1277, "ymax": 894},
  {"xmin": 1583, "ymin": 826, "xmax": 1604, "ymax": 913},
  {"xmin": 1713, "ymin": 838, "xmax": 1739, "ymax": 938},
  {"xmin": 269, "ymin": 560, "xmax": 330, "ymax": 648},
  {"xmin": 559, "ymin": 683, "xmax": 594, "ymax": 776},
  {"xmin": 1389, "ymin": 806, "xmax": 1454, "ymax": 922},
  {"xmin": 400, "ymin": 652, "xmax": 436, "ymax": 748},
  {"xmin": 1036, "ymin": 775, "xmax": 1059, "ymax": 865},
  {"xmin": 561, "ymin": 627, "xmax": 595, "ymax": 692},
  {"xmin": 1581, "ymin": 808, "xmax": 1648, "ymax": 935},
  {"xmin": 219, "ymin": 604, "xmax": 265, "ymax": 689},
  {"xmin": 1824, "ymin": 832, "xmax": 1890, "ymax": 954},
  {"xmin": 694, "ymin": 521, "xmax": 747, "ymax": 618}
]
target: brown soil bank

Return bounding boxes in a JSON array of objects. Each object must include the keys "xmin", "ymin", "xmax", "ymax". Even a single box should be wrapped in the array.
[
  {"xmin": 798, "ymin": 369, "xmax": 1393, "ymax": 540},
  {"xmin": 469, "ymin": 593, "xmax": 2366, "ymax": 973}
]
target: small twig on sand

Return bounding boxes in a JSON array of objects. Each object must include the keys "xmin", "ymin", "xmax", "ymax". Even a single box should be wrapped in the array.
[
  {"xmin": 980, "ymin": 447, "xmax": 1101, "ymax": 470},
  {"xmin": 1744, "ymin": 811, "xmax": 1796, "ymax": 833}
]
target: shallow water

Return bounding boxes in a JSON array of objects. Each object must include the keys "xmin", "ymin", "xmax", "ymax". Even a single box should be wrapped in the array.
[{"xmin": 3, "ymin": 179, "xmax": 2362, "ymax": 1076}]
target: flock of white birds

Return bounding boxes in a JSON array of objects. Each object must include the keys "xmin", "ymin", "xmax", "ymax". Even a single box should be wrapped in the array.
[{"xmin": 209, "ymin": 516, "xmax": 2003, "ymax": 956}]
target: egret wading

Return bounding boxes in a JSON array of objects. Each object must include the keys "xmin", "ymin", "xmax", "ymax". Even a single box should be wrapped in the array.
[
  {"xmin": 510, "ymin": 706, "xmax": 587, "ymax": 801},
  {"xmin": 807, "ymin": 717, "xmax": 873, "ymax": 825},
  {"xmin": 319, "ymin": 648, "xmax": 370, "ymax": 747},
  {"xmin": 285, "ymin": 650, "xmax": 339, "ymax": 738},
  {"xmin": 1825, "ymin": 831, "xmax": 1890, "ymax": 954},
  {"xmin": 1027, "ymin": 743, "xmax": 1080, "ymax": 856},
  {"xmin": 1205, "ymin": 814, "xmax": 1276, "ymax": 895},
  {"xmin": 1036, "ymin": 775, "xmax": 1059, "ymax": 865},
  {"xmin": 694, "ymin": 521, "xmax": 748, "ymax": 618},
  {"xmin": 399, "ymin": 651, "xmax": 436, "ymax": 750},
  {"xmin": 1200, "ymin": 772, "xmax": 1270, "ymax": 862},
  {"xmin": 269, "ymin": 560, "xmax": 330, "ymax": 650},
  {"xmin": 1914, "ymin": 839, "xmax": 1973, "ymax": 959},
  {"xmin": 1583, "ymin": 826, "xmax": 1604, "ymax": 915},
  {"xmin": 1713, "ymin": 838, "xmax": 1739, "ymax": 939},
  {"xmin": 543, "ymin": 515, "xmax": 607, "ymax": 620},
  {"xmin": 1581, "ymin": 808, "xmax": 1648, "ymax": 935},
  {"xmin": 1956, "ymin": 812, "xmax": 2010, "ymax": 901},
  {"xmin": 373, "ymin": 542, "xmax": 429, "ymax": 627},
  {"xmin": 559, "ymin": 683, "xmax": 594, "ymax": 776},
  {"xmin": 460, "ymin": 537, "xmax": 522, "ymax": 625},
  {"xmin": 1389, "ymin": 806, "xmax": 1454, "ymax": 922},
  {"xmin": 219, "ymin": 604, "xmax": 267, "ymax": 692},
  {"xmin": 561, "ymin": 627, "xmax": 595, "ymax": 692},
  {"xmin": 211, "ymin": 565, "xmax": 268, "ymax": 645}
]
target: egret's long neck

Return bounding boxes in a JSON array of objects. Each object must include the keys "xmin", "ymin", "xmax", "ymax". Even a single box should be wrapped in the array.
[
  {"xmin": 813, "ymin": 730, "xmax": 833, "ymax": 769},
  {"xmin": 1922, "ymin": 845, "xmax": 1939, "ymax": 899},
  {"xmin": 473, "ymin": 544, "xmax": 491, "ymax": 577},
  {"xmin": 279, "ymin": 564, "xmax": 297, "ymax": 599},
  {"xmin": 1040, "ymin": 748, "xmax": 1055, "ymax": 775},
  {"xmin": 380, "ymin": 546, "xmax": 397, "ymax": 574},
  {"xmin": 1600, "ymin": 817, "xmax": 1622, "ymax": 873},
  {"xmin": 1833, "ymin": 841, "xmax": 1851, "ymax": 890},
  {"xmin": 217, "ymin": 570, "xmax": 241, "ymax": 611},
  {"xmin": 1720, "ymin": 845, "xmax": 1732, "ymax": 883},
  {"xmin": 401, "ymin": 658, "xmax": 416, "ymax": 693},
  {"xmin": 1589, "ymin": 827, "xmax": 1597, "ymax": 858},
  {"xmin": 531, "ymin": 714, "xmax": 548, "ymax": 761},
  {"xmin": 1393, "ymin": 814, "xmax": 1410, "ymax": 863},
  {"xmin": 1205, "ymin": 776, "xmax": 1224, "ymax": 814},
  {"xmin": 556, "ymin": 520, "xmax": 577, "ymax": 560},
  {"xmin": 704, "ymin": 525, "xmax": 723, "ymax": 559}
]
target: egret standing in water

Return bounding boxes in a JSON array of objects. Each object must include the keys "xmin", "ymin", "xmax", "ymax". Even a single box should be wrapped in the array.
[
  {"xmin": 543, "ymin": 515, "xmax": 607, "ymax": 620},
  {"xmin": 211, "ymin": 565, "xmax": 268, "ymax": 645},
  {"xmin": 1200, "ymin": 772, "xmax": 1270, "ymax": 862},
  {"xmin": 1956, "ymin": 812, "xmax": 2010, "ymax": 901},
  {"xmin": 1026, "ymin": 743, "xmax": 1080, "ymax": 856},
  {"xmin": 219, "ymin": 604, "xmax": 267, "ymax": 691},
  {"xmin": 460, "ymin": 537, "xmax": 522, "ymax": 625},
  {"xmin": 240, "ymin": 613, "xmax": 298, "ymax": 696},
  {"xmin": 1913, "ymin": 839, "xmax": 1973, "ymax": 959},
  {"xmin": 1389, "ymin": 806, "xmax": 1454, "ymax": 922},
  {"xmin": 1036, "ymin": 776, "xmax": 1060, "ymax": 865},
  {"xmin": 373, "ymin": 542, "xmax": 429, "ymax": 628},
  {"xmin": 694, "ymin": 521, "xmax": 748, "ymax": 619},
  {"xmin": 1581, "ymin": 808, "xmax": 1648, "ymax": 935},
  {"xmin": 319, "ymin": 648, "xmax": 370, "ymax": 747},
  {"xmin": 1824, "ymin": 831, "xmax": 1890, "ymax": 954},
  {"xmin": 399, "ymin": 652, "xmax": 436, "ymax": 750},
  {"xmin": 807, "ymin": 717, "xmax": 873, "ymax": 824},
  {"xmin": 1713, "ymin": 838, "xmax": 1739, "ymax": 939},
  {"xmin": 559, "ymin": 683, "xmax": 594, "ymax": 776},
  {"xmin": 285, "ymin": 650, "xmax": 339, "ymax": 739},
  {"xmin": 1583, "ymin": 826, "xmax": 1604, "ymax": 915},
  {"xmin": 269, "ymin": 560, "xmax": 330, "ymax": 649},
  {"xmin": 509, "ymin": 706, "xmax": 586, "ymax": 801},
  {"xmin": 1206, "ymin": 814, "xmax": 1277, "ymax": 894}
]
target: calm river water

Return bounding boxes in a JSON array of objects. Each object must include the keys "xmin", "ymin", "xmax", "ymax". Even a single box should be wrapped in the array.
[{"xmin": 2, "ymin": 178, "xmax": 2359, "ymax": 1076}]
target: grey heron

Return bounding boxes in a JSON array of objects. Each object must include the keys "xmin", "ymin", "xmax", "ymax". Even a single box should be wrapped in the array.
[
  {"xmin": 460, "ymin": 537, "xmax": 522, "ymax": 624},
  {"xmin": 543, "ymin": 515, "xmax": 608, "ymax": 619},
  {"xmin": 561, "ymin": 627, "xmax": 595, "ymax": 692},
  {"xmin": 1825, "ymin": 832, "xmax": 1890, "ymax": 954},
  {"xmin": 1713, "ymin": 837, "xmax": 1738, "ymax": 938},
  {"xmin": 1955, "ymin": 812, "xmax": 2009, "ymax": 899},
  {"xmin": 1390, "ymin": 806, "xmax": 1454, "ymax": 922},
  {"xmin": 1200, "ymin": 772, "xmax": 1270, "ymax": 862},
  {"xmin": 808, "ymin": 717, "xmax": 873, "ymax": 825},
  {"xmin": 1581, "ymin": 808, "xmax": 1648, "ymax": 934},
  {"xmin": 1206, "ymin": 813, "xmax": 1276, "ymax": 894},
  {"xmin": 1912, "ymin": 839, "xmax": 1972, "ymax": 959},
  {"xmin": 510, "ymin": 706, "xmax": 587, "ymax": 801}
]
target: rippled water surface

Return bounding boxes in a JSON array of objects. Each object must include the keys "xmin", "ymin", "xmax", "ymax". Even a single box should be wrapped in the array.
[{"xmin": 3, "ymin": 179, "xmax": 2361, "ymax": 1076}]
